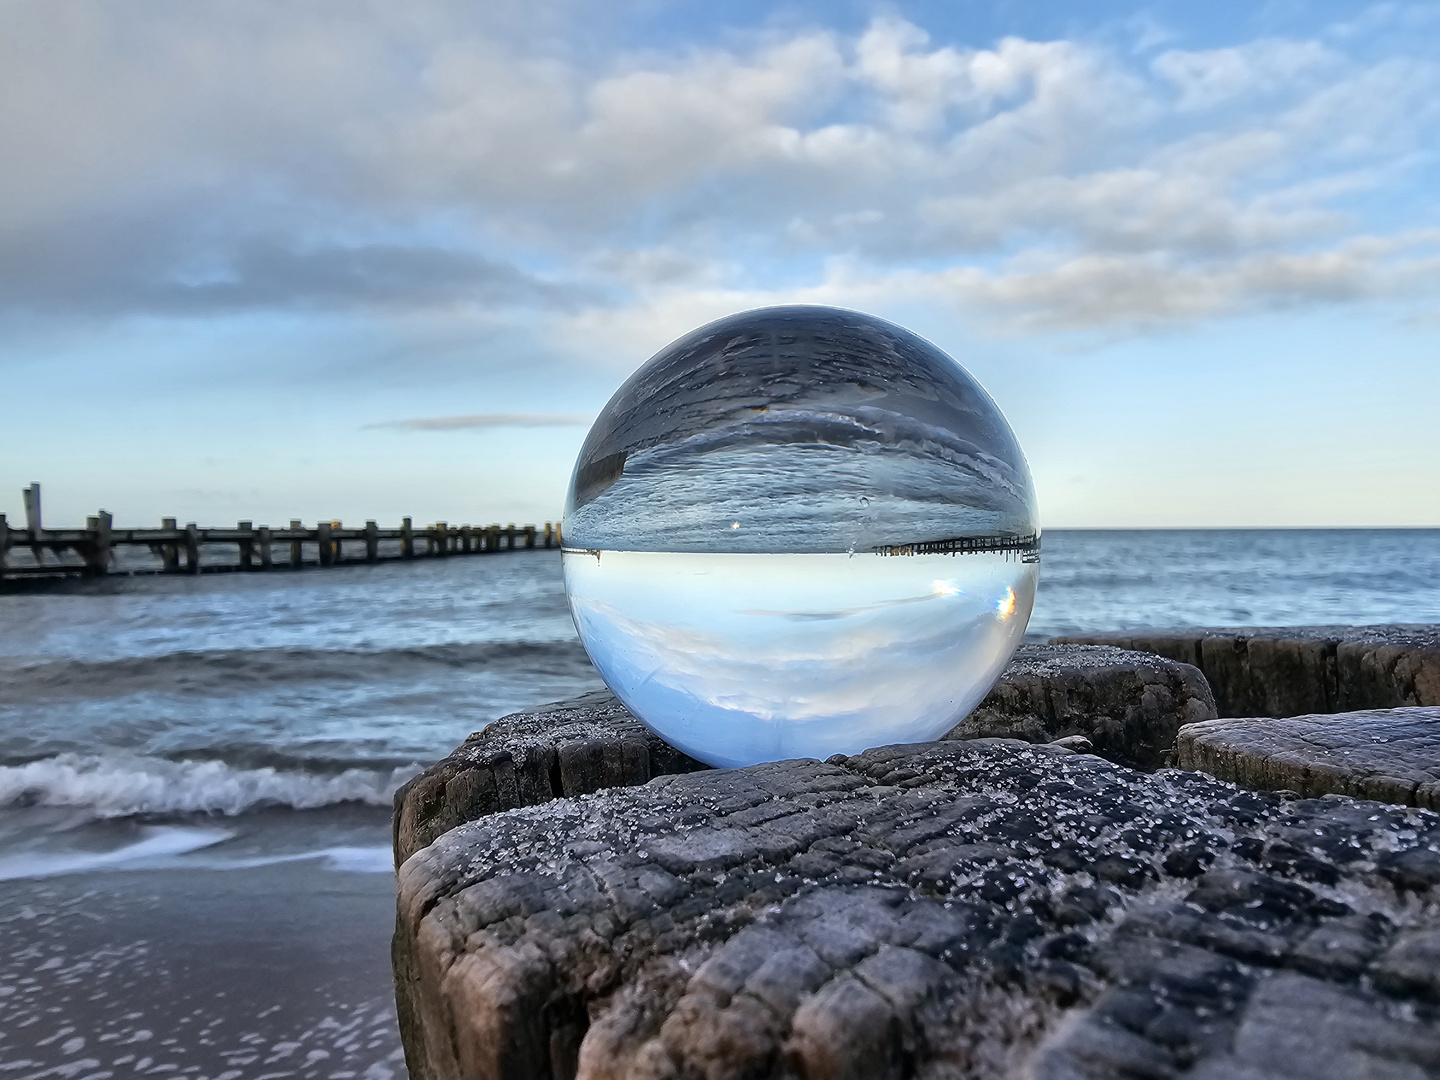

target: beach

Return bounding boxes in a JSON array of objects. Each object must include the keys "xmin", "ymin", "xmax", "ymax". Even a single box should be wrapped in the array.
[
  {"xmin": 2, "ymin": 531, "xmax": 1439, "ymax": 1078},
  {"xmin": 2, "ymin": 852, "xmax": 400, "ymax": 1077}
]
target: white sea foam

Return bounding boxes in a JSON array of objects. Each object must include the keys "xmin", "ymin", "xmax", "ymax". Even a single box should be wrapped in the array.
[
  {"xmin": 0, "ymin": 753, "xmax": 421, "ymax": 817},
  {"xmin": 0, "ymin": 825, "xmax": 234, "ymax": 880},
  {"xmin": 185, "ymin": 844, "xmax": 396, "ymax": 874},
  {"xmin": 317, "ymin": 844, "xmax": 394, "ymax": 872}
]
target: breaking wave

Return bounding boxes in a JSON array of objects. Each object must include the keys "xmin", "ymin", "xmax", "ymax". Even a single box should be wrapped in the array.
[{"xmin": 0, "ymin": 753, "xmax": 421, "ymax": 817}]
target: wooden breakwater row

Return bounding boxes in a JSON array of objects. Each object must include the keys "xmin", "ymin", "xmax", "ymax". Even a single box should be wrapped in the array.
[{"xmin": 0, "ymin": 484, "xmax": 560, "ymax": 584}]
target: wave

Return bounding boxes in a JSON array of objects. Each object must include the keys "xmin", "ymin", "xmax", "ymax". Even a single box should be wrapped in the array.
[
  {"xmin": 0, "ymin": 828, "xmax": 394, "ymax": 881},
  {"xmin": 187, "ymin": 844, "xmax": 395, "ymax": 875},
  {"xmin": 0, "ymin": 753, "xmax": 420, "ymax": 817},
  {"xmin": 0, "ymin": 825, "xmax": 234, "ymax": 881},
  {"xmin": 0, "ymin": 638, "xmax": 595, "ymax": 703}
]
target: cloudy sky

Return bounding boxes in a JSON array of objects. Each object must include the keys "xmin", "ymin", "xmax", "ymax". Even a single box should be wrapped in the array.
[{"xmin": 3, "ymin": 0, "xmax": 1437, "ymax": 529}]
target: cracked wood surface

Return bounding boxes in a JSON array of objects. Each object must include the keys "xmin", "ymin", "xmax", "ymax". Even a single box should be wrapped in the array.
[
  {"xmin": 395, "ymin": 738, "xmax": 1440, "ymax": 1080},
  {"xmin": 393, "ymin": 645, "xmax": 1215, "ymax": 867},
  {"xmin": 945, "ymin": 643, "xmax": 1215, "ymax": 769}
]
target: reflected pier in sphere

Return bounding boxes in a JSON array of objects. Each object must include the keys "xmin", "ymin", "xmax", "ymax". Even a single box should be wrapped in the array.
[{"xmin": 876, "ymin": 533, "xmax": 1042, "ymax": 559}]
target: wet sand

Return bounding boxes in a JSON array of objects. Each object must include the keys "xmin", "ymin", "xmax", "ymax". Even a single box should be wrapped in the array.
[{"xmin": 0, "ymin": 861, "xmax": 403, "ymax": 1080}]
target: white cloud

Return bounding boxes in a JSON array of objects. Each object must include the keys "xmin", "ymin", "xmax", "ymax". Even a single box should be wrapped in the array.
[
  {"xmin": 554, "ymin": 228, "xmax": 1440, "ymax": 356},
  {"xmin": 0, "ymin": 2, "xmax": 1436, "ymax": 338},
  {"xmin": 1152, "ymin": 39, "xmax": 1339, "ymax": 111},
  {"xmin": 935, "ymin": 230, "xmax": 1440, "ymax": 332},
  {"xmin": 918, "ymin": 168, "xmax": 1338, "ymax": 255},
  {"xmin": 582, "ymin": 34, "xmax": 846, "ymax": 180}
]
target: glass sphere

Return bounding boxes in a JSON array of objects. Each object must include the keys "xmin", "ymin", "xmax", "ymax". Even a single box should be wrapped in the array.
[{"xmin": 562, "ymin": 305, "xmax": 1039, "ymax": 769}]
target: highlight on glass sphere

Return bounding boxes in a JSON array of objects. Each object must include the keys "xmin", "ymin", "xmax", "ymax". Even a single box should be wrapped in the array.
[{"xmin": 562, "ymin": 305, "xmax": 1040, "ymax": 769}]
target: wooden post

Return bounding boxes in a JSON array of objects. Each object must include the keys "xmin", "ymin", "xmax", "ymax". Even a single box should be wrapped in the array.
[
  {"xmin": 543, "ymin": 522, "xmax": 553, "ymax": 549},
  {"xmin": 257, "ymin": 526, "xmax": 273, "ymax": 568},
  {"xmin": 0, "ymin": 513, "xmax": 9, "ymax": 584},
  {"xmin": 23, "ymin": 482, "xmax": 41, "ymax": 533},
  {"xmin": 330, "ymin": 520, "xmax": 342, "ymax": 564},
  {"xmin": 524, "ymin": 526, "xmax": 536, "ymax": 549},
  {"xmin": 98, "ymin": 515, "xmax": 113, "ymax": 576},
  {"xmin": 184, "ymin": 523, "xmax": 200, "ymax": 574},
  {"xmin": 161, "ymin": 517, "xmax": 180, "ymax": 572},
  {"xmin": 506, "ymin": 524, "xmax": 516, "ymax": 550},
  {"xmin": 24, "ymin": 483, "xmax": 42, "ymax": 563},
  {"xmin": 401, "ymin": 517, "xmax": 414, "ymax": 558},
  {"xmin": 290, "ymin": 520, "xmax": 303, "ymax": 567},
  {"xmin": 101, "ymin": 513, "xmax": 113, "ymax": 560},
  {"xmin": 365, "ymin": 520, "xmax": 379, "ymax": 562},
  {"xmin": 461, "ymin": 526, "xmax": 472, "ymax": 554},
  {"xmin": 436, "ymin": 522, "xmax": 448, "ymax": 556},
  {"xmin": 84, "ymin": 511, "xmax": 113, "ymax": 576},
  {"xmin": 555, "ymin": 521, "xmax": 562, "ymax": 548},
  {"xmin": 238, "ymin": 521, "xmax": 254, "ymax": 569},
  {"xmin": 316, "ymin": 521, "xmax": 333, "ymax": 566}
]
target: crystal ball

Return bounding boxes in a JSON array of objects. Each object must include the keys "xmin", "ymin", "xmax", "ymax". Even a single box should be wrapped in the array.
[{"xmin": 562, "ymin": 305, "xmax": 1039, "ymax": 769}]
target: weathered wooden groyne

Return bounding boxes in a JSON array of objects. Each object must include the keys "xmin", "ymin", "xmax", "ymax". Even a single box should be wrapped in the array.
[
  {"xmin": 393, "ymin": 631, "xmax": 1440, "ymax": 1080},
  {"xmin": 0, "ymin": 483, "xmax": 560, "ymax": 584}
]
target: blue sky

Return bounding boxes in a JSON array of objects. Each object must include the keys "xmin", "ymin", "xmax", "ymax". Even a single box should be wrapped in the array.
[{"xmin": 2, "ymin": 0, "xmax": 1437, "ymax": 529}]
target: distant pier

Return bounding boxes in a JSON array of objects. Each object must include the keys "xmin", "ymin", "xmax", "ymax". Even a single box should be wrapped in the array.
[{"xmin": 0, "ymin": 484, "xmax": 560, "ymax": 585}]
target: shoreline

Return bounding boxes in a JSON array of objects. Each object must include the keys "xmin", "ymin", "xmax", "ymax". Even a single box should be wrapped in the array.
[{"xmin": 0, "ymin": 858, "xmax": 403, "ymax": 1079}]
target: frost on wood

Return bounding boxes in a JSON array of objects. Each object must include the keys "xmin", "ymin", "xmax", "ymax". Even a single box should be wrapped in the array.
[
  {"xmin": 392, "ymin": 690, "xmax": 707, "ymax": 867},
  {"xmin": 394, "ymin": 739, "xmax": 1440, "ymax": 1080},
  {"xmin": 393, "ymin": 645, "xmax": 1214, "ymax": 866}
]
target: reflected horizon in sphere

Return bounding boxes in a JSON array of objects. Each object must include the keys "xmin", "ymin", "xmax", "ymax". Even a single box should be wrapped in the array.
[{"xmin": 562, "ymin": 306, "xmax": 1039, "ymax": 769}]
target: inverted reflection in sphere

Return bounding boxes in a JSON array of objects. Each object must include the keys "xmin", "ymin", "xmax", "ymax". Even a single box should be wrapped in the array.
[{"xmin": 562, "ymin": 305, "xmax": 1039, "ymax": 769}]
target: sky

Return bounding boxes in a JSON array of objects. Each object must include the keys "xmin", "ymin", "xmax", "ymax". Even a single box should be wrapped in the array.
[{"xmin": 2, "ymin": 0, "xmax": 1438, "ymax": 530}]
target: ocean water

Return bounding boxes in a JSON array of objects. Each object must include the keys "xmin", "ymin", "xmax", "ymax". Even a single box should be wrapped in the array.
[
  {"xmin": 0, "ymin": 551, "xmax": 601, "ymax": 1076},
  {"xmin": 2, "ymin": 530, "xmax": 1438, "ymax": 874},
  {"xmin": 0, "ymin": 552, "xmax": 600, "ymax": 880},
  {"xmin": 0, "ymin": 530, "xmax": 1437, "ymax": 1075},
  {"xmin": 563, "ymin": 549, "xmax": 1036, "ymax": 768}
]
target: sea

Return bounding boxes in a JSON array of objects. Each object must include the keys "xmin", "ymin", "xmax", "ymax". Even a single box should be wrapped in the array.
[{"xmin": 1, "ymin": 529, "xmax": 1438, "ymax": 1077}]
